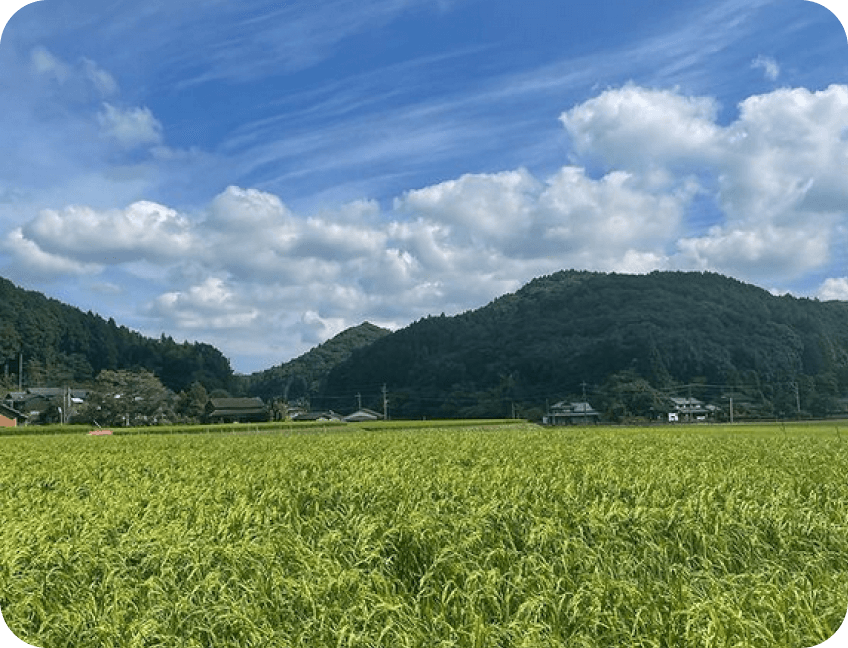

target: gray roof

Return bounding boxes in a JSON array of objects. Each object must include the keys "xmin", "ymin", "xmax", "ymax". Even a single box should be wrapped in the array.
[
  {"xmin": 207, "ymin": 397, "xmax": 265, "ymax": 410},
  {"xmin": 550, "ymin": 401, "xmax": 599, "ymax": 415},
  {"xmin": 343, "ymin": 408, "xmax": 383, "ymax": 422}
]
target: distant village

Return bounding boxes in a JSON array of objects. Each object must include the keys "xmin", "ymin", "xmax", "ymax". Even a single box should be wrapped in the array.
[
  {"xmin": 0, "ymin": 387, "xmax": 391, "ymax": 428},
  {"xmin": 1, "ymin": 385, "xmax": 732, "ymax": 429}
]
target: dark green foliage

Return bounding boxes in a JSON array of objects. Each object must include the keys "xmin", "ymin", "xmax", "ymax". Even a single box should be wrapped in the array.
[
  {"xmin": 79, "ymin": 369, "xmax": 174, "ymax": 427},
  {"xmin": 0, "ymin": 277, "xmax": 233, "ymax": 393},
  {"xmin": 321, "ymin": 271, "xmax": 848, "ymax": 419},
  {"xmin": 239, "ymin": 322, "xmax": 390, "ymax": 403}
]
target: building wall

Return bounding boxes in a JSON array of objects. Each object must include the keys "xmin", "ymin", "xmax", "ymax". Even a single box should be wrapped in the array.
[{"xmin": 0, "ymin": 414, "xmax": 16, "ymax": 427}]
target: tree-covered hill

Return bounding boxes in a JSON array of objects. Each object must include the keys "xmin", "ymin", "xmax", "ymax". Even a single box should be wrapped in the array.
[
  {"xmin": 320, "ymin": 271, "xmax": 848, "ymax": 420},
  {"xmin": 239, "ymin": 322, "xmax": 391, "ymax": 403},
  {"xmin": 0, "ymin": 277, "xmax": 233, "ymax": 393}
]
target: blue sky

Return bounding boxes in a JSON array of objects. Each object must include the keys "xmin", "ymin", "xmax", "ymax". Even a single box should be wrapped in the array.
[{"xmin": 0, "ymin": 0, "xmax": 847, "ymax": 373}]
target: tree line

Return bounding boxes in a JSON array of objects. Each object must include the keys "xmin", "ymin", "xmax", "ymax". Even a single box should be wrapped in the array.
[{"xmin": 0, "ymin": 277, "xmax": 234, "ymax": 396}]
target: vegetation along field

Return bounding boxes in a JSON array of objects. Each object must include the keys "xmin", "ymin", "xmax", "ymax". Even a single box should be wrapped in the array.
[{"xmin": 1, "ymin": 421, "xmax": 847, "ymax": 647}]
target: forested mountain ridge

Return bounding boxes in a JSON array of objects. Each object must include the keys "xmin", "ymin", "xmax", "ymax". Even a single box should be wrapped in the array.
[
  {"xmin": 320, "ymin": 271, "xmax": 848, "ymax": 420},
  {"xmin": 0, "ymin": 277, "xmax": 233, "ymax": 393},
  {"xmin": 4, "ymin": 271, "xmax": 848, "ymax": 422},
  {"xmin": 239, "ymin": 322, "xmax": 391, "ymax": 403}
]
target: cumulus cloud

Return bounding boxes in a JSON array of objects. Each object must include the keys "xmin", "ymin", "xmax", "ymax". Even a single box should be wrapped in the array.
[
  {"xmin": 20, "ymin": 201, "xmax": 193, "ymax": 263},
  {"xmin": 98, "ymin": 103, "xmax": 163, "ymax": 148},
  {"xmin": 719, "ymin": 85, "xmax": 848, "ymax": 222},
  {"xmin": 396, "ymin": 169, "xmax": 539, "ymax": 246},
  {"xmin": 675, "ymin": 223, "xmax": 832, "ymax": 281},
  {"xmin": 817, "ymin": 277, "xmax": 848, "ymax": 301},
  {"xmin": 5, "ymin": 82, "xmax": 847, "ymax": 370},
  {"xmin": 2, "ymin": 227, "xmax": 101, "ymax": 278},
  {"xmin": 560, "ymin": 83, "xmax": 848, "ymax": 282},
  {"xmin": 560, "ymin": 84, "xmax": 721, "ymax": 170},
  {"xmin": 152, "ymin": 277, "xmax": 260, "ymax": 329}
]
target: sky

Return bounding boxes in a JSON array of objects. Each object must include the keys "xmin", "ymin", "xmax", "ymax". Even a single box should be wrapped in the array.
[{"xmin": 0, "ymin": 0, "xmax": 847, "ymax": 374}]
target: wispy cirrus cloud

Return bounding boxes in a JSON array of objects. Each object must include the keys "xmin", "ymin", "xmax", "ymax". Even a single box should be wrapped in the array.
[{"xmin": 751, "ymin": 54, "xmax": 780, "ymax": 80}]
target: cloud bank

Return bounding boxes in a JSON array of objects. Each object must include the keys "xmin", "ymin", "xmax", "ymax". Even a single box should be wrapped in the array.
[{"xmin": 4, "ymin": 83, "xmax": 848, "ymax": 370}]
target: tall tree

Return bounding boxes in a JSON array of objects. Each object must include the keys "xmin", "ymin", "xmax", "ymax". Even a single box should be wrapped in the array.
[{"xmin": 82, "ymin": 369, "xmax": 174, "ymax": 427}]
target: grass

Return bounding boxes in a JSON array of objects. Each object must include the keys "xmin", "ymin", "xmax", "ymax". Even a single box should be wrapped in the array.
[{"xmin": 0, "ymin": 421, "xmax": 846, "ymax": 647}]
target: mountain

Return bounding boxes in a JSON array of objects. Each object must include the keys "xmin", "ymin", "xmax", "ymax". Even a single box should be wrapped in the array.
[
  {"xmin": 0, "ymin": 277, "xmax": 233, "ymax": 394},
  {"xmin": 239, "ymin": 322, "xmax": 391, "ymax": 403},
  {"xmin": 319, "ymin": 271, "xmax": 848, "ymax": 420}
]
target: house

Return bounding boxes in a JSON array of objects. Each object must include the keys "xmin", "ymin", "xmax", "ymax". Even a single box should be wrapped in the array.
[
  {"xmin": 0, "ymin": 403, "xmax": 26, "ymax": 427},
  {"xmin": 3, "ymin": 387, "xmax": 87, "ymax": 424},
  {"xmin": 291, "ymin": 410, "xmax": 344, "ymax": 422},
  {"xmin": 204, "ymin": 397, "xmax": 268, "ymax": 423},
  {"xmin": 343, "ymin": 408, "xmax": 384, "ymax": 423},
  {"xmin": 668, "ymin": 397, "xmax": 717, "ymax": 422},
  {"xmin": 543, "ymin": 401, "xmax": 600, "ymax": 425}
]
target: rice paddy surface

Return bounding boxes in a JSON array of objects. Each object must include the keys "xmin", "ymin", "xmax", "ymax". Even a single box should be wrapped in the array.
[{"xmin": 1, "ymin": 421, "xmax": 846, "ymax": 647}]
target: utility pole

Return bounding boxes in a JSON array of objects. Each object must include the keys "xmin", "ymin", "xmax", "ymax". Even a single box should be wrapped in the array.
[
  {"xmin": 793, "ymin": 382, "xmax": 801, "ymax": 415},
  {"xmin": 382, "ymin": 384, "xmax": 388, "ymax": 420},
  {"xmin": 356, "ymin": 392, "xmax": 362, "ymax": 410},
  {"xmin": 729, "ymin": 396, "xmax": 734, "ymax": 424},
  {"xmin": 18, "ymin": 352, "xmax": 22, "ymax": 391}
]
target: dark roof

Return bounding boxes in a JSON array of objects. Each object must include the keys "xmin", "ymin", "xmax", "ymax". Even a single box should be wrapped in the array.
[
  {"xmin": 205, "ymin": 397, "xmax": 268, "ymax": 421},
  {"xmin": 207, "ymin": 397, "xmax": 265, "ymax": 410},
  {"xmin": 0, "ymin": 403, "xmax": 26, "ymax": 420},
  {"xmin": 550, "ymin": 401, "xmax": 599, "ymax": 415},
  {"xmin": 6, "ymin": 388, "xmax": 87, "ymax": 401}
]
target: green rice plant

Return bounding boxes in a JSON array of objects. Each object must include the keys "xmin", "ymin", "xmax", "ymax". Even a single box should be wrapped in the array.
[{"xmin": 0, "ymin": 422, "xmax": 846, "ymax": 646}]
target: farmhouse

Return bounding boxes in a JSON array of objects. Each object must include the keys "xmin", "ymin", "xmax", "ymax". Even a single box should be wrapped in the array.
[
  {"xmin": 2, "ymin": 387, "xmax": 87, "ymax": 424},
  {"xmin": 343, "ymin": 408, "xmax": 384, "ymax": 422},
  {"xmin": 204, "ymin": 397, "xmax": 268, "ymax": 423},
  {"xmin": 0, "ymin": 402, "xmax": 26, "ymax": 427},
  {"xmin": 667, "ymin": 397, "xmax": 717, "ymax": 422},
  {"xmin": 543, "ymin": 401, "xmax": 600, "ymax": 425}
]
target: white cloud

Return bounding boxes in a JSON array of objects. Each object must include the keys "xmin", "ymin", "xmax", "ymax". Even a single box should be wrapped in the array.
[
  {"xmin": 560, "ymin": 84, "xmax": 722, "ymax": 170},
  {"xmin": 2, "ymin": 227, "xmax": 100, "ymax": 277},
  {"xmin": 82, "ymin": 58, "xmax": 119, "ymax": 96},
  {"xmin": 396, "ymin": 169, "xmax": 539, "ymax": 246},
  {"xmin": 674, "ymin": 223, "xmax": 832, "ymax": 281},
  {"xmin": 98, "ymin": 103, "xmax": 163, "ymax": 148},
  {"xmin": 29, "ymin": 47, "xmax": 119, "ymax": 97},
  {"xmin": 152, "ymin": 277, "xmax": 259, "ymax": 329},
  {"xmin": 719, "ymin": 85, "xmax": 848, "ymax": 223},
  {"xmin": 559, "ymin": 83, "xmax": 848, "ymax": 283},
  {"xmin": 817, "ymin": 277, "xmax": 848, "ymax": 301},
  {"xmin": 30, "ymin": 46, "xmax": 70, "ymax": 83},
  {"xmin": 20, "ymin": 201, "xmax": 193, "ymax": 263},
  {"xmin": 751, "ymin": 55, "xmax": 780, "ymax": 81},
  {"xmin": 6, "ymin": 83, "xmax": 848, "ymax": 371},
  {"xmin": 534, "ymin": 167, "xmax": 688, "ymax": 264}
]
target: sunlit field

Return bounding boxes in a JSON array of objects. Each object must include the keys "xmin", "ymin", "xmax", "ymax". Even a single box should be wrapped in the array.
[{"xmin": 1, "ymin": 421, "xmax": 846, "ymax": 647}]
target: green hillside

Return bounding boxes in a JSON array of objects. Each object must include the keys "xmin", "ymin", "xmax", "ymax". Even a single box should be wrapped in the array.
[
  {"xmin": 0, "ymin": 277, "xmax": 233, "ymax": 394},
  {"xmin": 239, "ymin": 322, "xmax": 391, "ymax": 403},
  {"xmin": 320, "ymin": 271, "xmax": 848, "ymax": 420}
]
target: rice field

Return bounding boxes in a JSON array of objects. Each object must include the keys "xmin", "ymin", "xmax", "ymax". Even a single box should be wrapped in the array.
[{"xmin": 0, "ymin": 421, "xmax": 846, "ymax": 647}]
